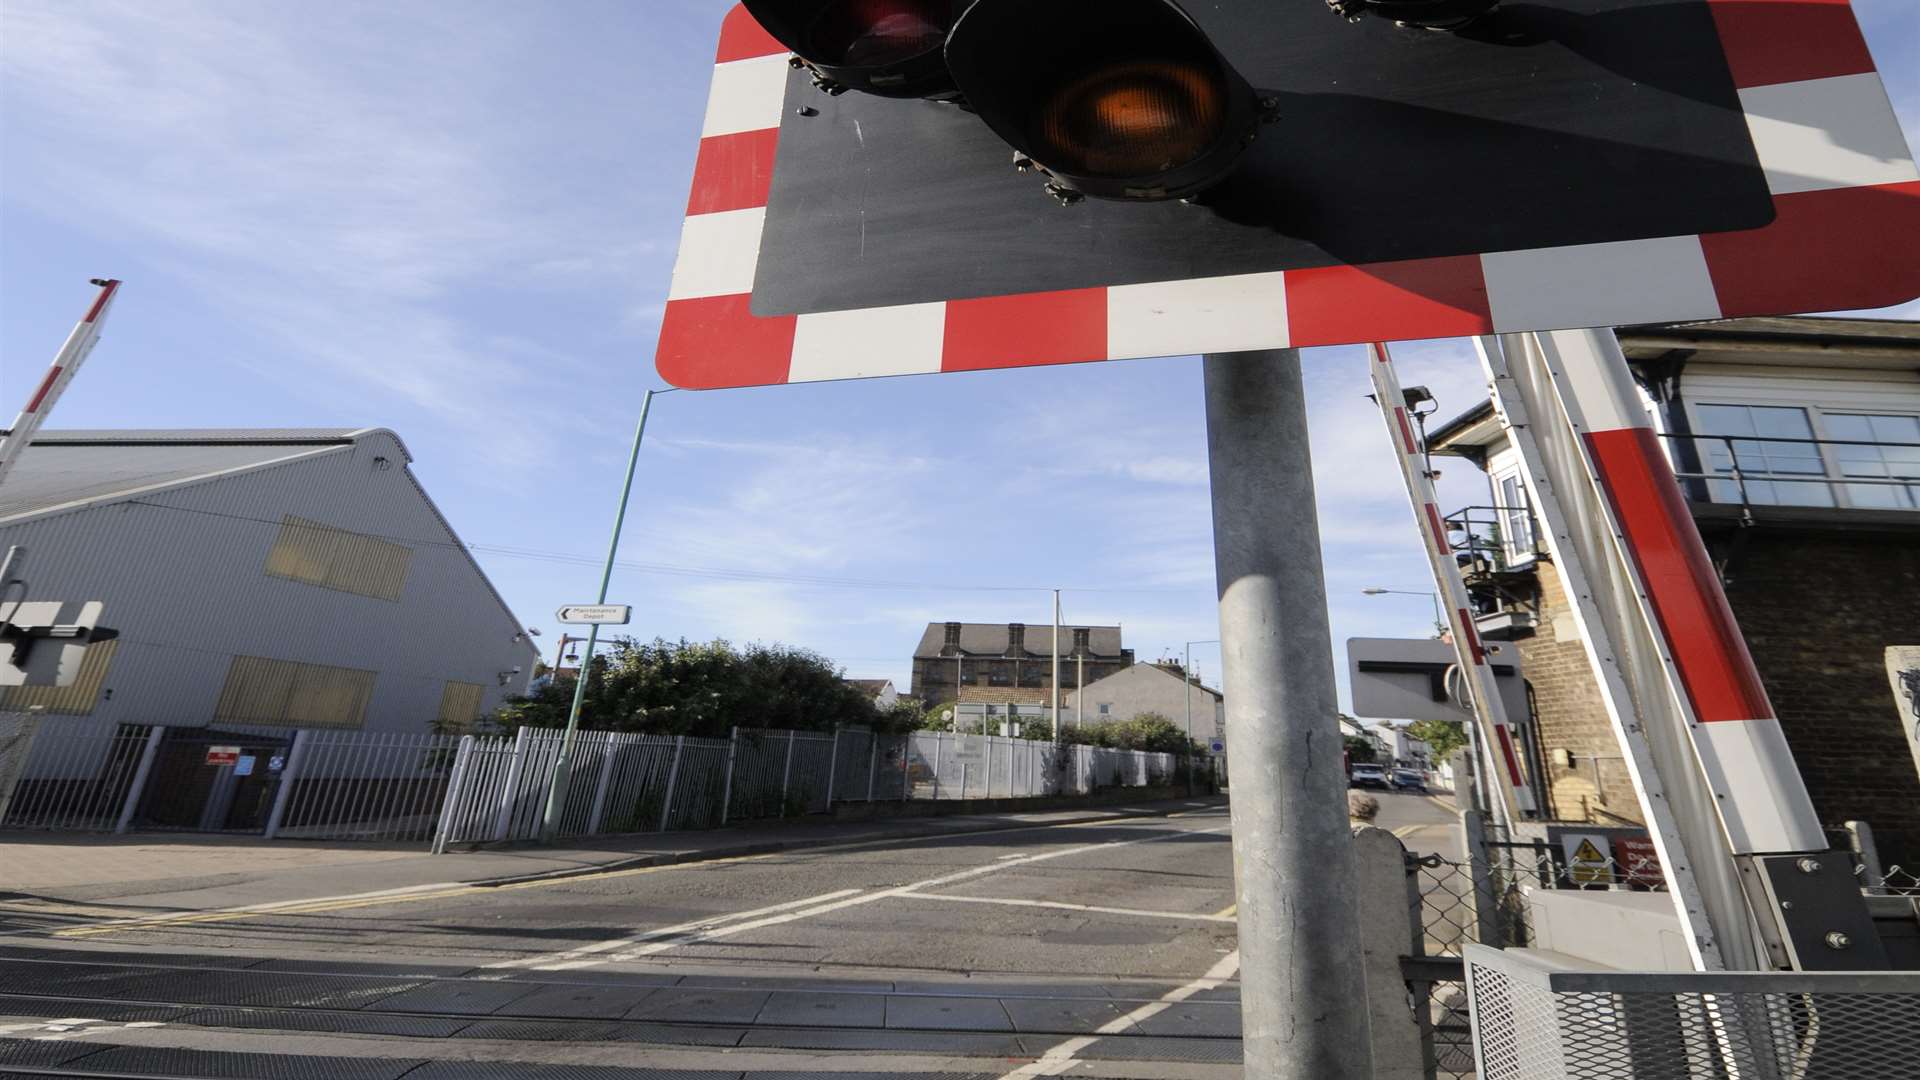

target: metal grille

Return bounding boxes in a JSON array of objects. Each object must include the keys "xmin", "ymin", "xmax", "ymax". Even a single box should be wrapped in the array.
[{"xmin": 1467, "ymin": 945, "xmax": 1920, "ymax": 1079}]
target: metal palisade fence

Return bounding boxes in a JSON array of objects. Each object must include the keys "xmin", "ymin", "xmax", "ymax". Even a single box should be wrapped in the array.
[
  {"xmin": 431, "ymin": 726, "xmax": 1195, "ymax": 852},
  {"xmin": 0, "ymin": 718, "xmax": 1200, "ymax": 849}
]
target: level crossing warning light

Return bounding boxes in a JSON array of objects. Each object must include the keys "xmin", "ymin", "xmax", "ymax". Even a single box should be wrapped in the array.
[
  {"xmin": 943, "ymin": 0, "xmax": 1264, "ymax": 203},
  {"xmin": 740, "ymin": 0, "xmax": 966, "ymax": 99}
]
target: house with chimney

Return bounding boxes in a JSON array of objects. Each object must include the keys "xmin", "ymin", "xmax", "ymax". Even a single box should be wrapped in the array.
[{"xmin": 909, "ymin": 622, "xmax": 1132, "ymax": 709}]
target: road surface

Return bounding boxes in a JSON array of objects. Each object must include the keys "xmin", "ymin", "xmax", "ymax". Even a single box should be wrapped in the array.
[{"xmin": 0, "ymin": 792, "xmax": 1460, "ymax": 1078}]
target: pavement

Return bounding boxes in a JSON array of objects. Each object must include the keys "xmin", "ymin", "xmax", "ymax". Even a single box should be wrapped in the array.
[{"xmin": 0, "ymin": 790, "xmax": 1460, "ymax": 1078}]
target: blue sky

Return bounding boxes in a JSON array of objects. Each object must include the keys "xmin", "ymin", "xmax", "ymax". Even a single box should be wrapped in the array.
[{"xmin": 3, "ymin": 1, "xmax": 1915, "ymax": 707}]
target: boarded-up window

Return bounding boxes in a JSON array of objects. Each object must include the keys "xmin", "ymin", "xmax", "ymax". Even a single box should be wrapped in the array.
[
  {"xmin": 213, "ymin": 655, "xmax": 375, "ymax": 730},
  {"xmin": 436, "ymin": 681, "xmax": 485, "ymax": 729},
  {"xmin": 264, "ymin": 515, "xmax": 411, "ymax": 601},
  {"xmin": 0, "ymin": 638, "xmax": 118, "ymax": 716}
]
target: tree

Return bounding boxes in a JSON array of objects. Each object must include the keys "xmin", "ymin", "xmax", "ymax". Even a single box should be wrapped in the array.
[
  {"xmin": 486, "ymin": 637, "xmax": 906, "ymax": 739},
  {"xmin": 1061, "ymin": 713, "xmax": 1198, "ymax": 754},
  {"xmin": 1406, "ymin": 719, "xmax": 1469, "ymax": 763},
  {"xmin": 1343, "ymin": 734, "xmax": 1378, "ymax": 764}
]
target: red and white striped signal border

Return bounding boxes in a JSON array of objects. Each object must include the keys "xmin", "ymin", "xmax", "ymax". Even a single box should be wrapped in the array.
[{"xmin": 657, "ymin": 1, "xmax": 1920, "ymax": 390}]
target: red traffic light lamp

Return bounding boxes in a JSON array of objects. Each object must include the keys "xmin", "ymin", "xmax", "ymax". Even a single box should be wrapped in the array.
[
  {"xmin": 944, "ymin": 0, "xmax": 1266, "ymax": 203},
  {"xmin": 741, "ymin": 0, "xmax": 966, "ymax": 98}
]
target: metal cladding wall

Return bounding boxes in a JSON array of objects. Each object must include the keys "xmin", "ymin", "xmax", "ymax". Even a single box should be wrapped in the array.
[{"xmin": 0, "ymin": 431, "xmax": 539, "ymax": 769}]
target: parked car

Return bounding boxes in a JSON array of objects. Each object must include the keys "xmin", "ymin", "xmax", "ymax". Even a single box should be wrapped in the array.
[
  {"xmin": 1391, "ymin": 769, "xmax": 1428, "ymax": 794},
  {"xmin": 1349, "ymin": 763, "xmax": 1389, "ymax": 790}
]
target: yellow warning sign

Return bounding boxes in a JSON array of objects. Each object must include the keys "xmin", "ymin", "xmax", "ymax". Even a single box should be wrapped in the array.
[{"xmin": 1562, "ymin": 834, "xmax": 1613, "ymax": 885}]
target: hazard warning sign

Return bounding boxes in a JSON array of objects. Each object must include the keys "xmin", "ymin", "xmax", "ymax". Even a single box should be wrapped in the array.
[{"xmin": 1562, "ymin": 833, "xmax": 1614, "ymax": 886}]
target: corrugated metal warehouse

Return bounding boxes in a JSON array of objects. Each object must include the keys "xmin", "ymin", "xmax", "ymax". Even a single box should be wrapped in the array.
[{"xmin": 0, "ymin": 428, "xmax": 539, "ymax": 829}]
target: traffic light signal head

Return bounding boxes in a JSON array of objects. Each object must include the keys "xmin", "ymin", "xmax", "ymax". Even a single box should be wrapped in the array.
[
  {"xmin": 741, "ymin": 0, "xmax": 966, "ymax": 99},
  {"xmin": 944, "ymin": 0, "xmax": 1262, "ymax": 202}
]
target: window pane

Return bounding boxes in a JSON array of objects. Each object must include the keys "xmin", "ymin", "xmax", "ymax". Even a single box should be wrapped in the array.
[
  {"xmin": 1692, "ymin": 404, "xmax": 1831, "ymax": 507},
  {"xmin": 1826, "ymin": 413, "xmax": 1920, "ymax": 510}
]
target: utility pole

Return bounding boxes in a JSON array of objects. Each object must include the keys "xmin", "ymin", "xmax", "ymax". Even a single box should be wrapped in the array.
[
  {"xmin": 1205, "ymin": 349, "xmax": 1372, "ymax": 1080},
  {"xmin": 1051, "ymin": 590, "xmax": 1061, "ymax": 741},
  {"xmin": 1184, "ymin": 638, "xmax": 1218, "ymax": 747},
  {"xmin": 539, "ymin": 388, "xmax": 669, "ymax": 843}
]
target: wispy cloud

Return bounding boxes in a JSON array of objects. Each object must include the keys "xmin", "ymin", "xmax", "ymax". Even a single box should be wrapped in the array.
[{"xmin": 1, "ymin": 1, "xmax": 671, "ymax": 460}]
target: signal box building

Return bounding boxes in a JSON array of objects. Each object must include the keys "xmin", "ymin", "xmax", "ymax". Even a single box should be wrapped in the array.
[
  {"xmin": 910, "ymin": 622, "xmax": 1132, "ymax": 708},
  {"xmin": 0, "ymin": 429, "xmax": 538, "ymax": 827},
  {"xmin": 1425, "ymin": 318, "xmax": 1920, "ymax": 865}
]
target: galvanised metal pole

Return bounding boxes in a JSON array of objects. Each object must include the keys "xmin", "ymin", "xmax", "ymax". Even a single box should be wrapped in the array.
[
  {"xmin": 540, "ymin": 388, "xmax": 669, "ymax": 843},
  {"xmin": 1204, "ymin": 349, "xmax": 1372, "ymax": 1080}
]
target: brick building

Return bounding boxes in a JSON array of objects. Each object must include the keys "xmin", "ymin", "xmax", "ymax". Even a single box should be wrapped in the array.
[
  {"xmin": 909, "ymin": 622, "xmax": 1132, "ymax": 708},
  {"xmin": 1426, "ymin": 317, "xmax": 1920, "ymax": 863}
]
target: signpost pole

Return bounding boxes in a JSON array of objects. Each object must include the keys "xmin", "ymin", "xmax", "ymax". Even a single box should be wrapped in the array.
[
  {"xmin": 1205, "ymin": 349, "xmax": 1372, "ymax": 1080},
  {"xmin": 540, "ymin": 388, "xmax": 667, "ymax": 843}
]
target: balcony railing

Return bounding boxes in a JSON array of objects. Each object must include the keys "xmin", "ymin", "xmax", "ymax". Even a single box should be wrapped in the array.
[
  {"xmin": 1660, "ymin": 432, "xmax": 1920, "ymax": 513},
  {"xmin": 1443, "ymin": 505, "xmax": 1546, "ymax": 572}
]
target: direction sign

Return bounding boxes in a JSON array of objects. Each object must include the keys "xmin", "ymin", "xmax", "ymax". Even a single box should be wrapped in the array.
[
  {"xmin": 555, "ymin": 605, "xmax": 632, "ymax": 626},
  {"xmin": 658, "ymin": 3, "xmax": 1918, "ymax": 389}
]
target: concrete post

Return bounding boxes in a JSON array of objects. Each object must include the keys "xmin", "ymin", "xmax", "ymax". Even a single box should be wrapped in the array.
[
  {"xmin": 779, "ymin": 730, "xmax": 795, "ymax": 816},
  {"xmin": 430, "ymin": 735, "xmax": 475, "ymax": 855},
  {"xmin": 1351, "ymin": 827, "xmax": 1428, "ymax": 1080},
  {"xmin": 825, "ymin": 729, "xmax": 840, "ymax": 807},
  {"xmin": 262, "ymin": 729, "xmax": 310, "ymax": 839},
  {"xmin": 933, "ymin": 732, "xmax": 945, "ymax": 800},
  {"xmin": 720, "ymin": 726, "xmax": 740, "ymax": 825},
  {"xmin": 658, "ymin": 735, "xmax": 685, "ymax": 832},
  {"xmin": 1204, "ymin": 348, "xmax": 1373, "ymax": 1079},
  {"xmin": 586, "ymin": 733, "xmax": 620, "ymax": 835},
  {"xmin": 493, "ymin": 727, "xmax": 531, "ymax": 842},
  {"xmin": 1460, "ymin": 808, "xmax": 1505, "ymax": 949},
  {"xmin": 114, "ymin": 726, "xmax": 166, "ymax": 836}
]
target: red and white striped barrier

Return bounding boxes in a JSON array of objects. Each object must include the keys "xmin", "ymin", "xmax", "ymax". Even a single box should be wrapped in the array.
[
  {"xmin": 1369, "ymin": 342, "xmax": 1538, "ymax": 819},
  {"xmin": 0, "ymin": 279, "xmax": 121, "ymax": 488},
  {"xmin": 1534, "ymin": 328, "xmax": 1827, "ymax": 855},
  {"xmin": 657, "ymin": 2, "xmax": 1919, "ymax": 390}
]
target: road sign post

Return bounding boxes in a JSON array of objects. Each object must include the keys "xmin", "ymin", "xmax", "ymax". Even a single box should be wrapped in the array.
[
  {"xmin": 1206, "ymin": 349, "xmax": 1372, "ymax": 1079},
  {"xmin": 539, "ymin": 388, "xmax": 668, "ymax": 843}
]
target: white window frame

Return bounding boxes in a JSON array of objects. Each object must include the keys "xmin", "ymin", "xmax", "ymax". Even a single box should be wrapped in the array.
[
  {"xmin": 1680, "ymin": 389, "xmax": 1920, "ymax": 511},
  {"xmin": 1489, "ymin": 464, "xmax": 1540, "ymax": 568}
]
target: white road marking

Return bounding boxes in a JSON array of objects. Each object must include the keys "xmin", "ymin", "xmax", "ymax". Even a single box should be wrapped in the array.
[
  {"xmin": 480, "ymin": 889, "xmax": 867, "ymax": 971},
  {"xmin": 998, "ymin": 950, "xmax": 1242, "ymax": 1078},
  {"xmin": 504, "ymin": 822, "xmax": 1227, "ymax": 971},
  {"xmin": 901, "ymin": 892, "xmax": 1236, "ymax": 924},
  {"xmin": 0, "ymin": 1018, "xmax": 166, "ymax": 1041}
]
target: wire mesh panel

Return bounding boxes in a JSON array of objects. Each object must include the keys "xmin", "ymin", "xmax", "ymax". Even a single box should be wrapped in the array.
[
  {"xmin": 1466, "ymin": 945, "xmax": 1920, "ymax": 1080},
  {"xmin": 0, "ymin": 721, "xmax": 152, "ymax": 831}
]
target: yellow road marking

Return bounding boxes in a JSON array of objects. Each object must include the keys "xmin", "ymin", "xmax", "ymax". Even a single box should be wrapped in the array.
[
  {"xmin": 1392, "ymin": 824, "xmax": 1425, "ymax": 839},
  {"xmin": 1213, "ymin": 902, "xmax": 1236, "ymax": 918}
]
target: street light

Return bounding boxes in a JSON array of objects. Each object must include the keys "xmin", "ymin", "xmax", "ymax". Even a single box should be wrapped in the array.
[{"xmin": 1361, "ymin": 586, "xmax": 1447, "ymax": 635}]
